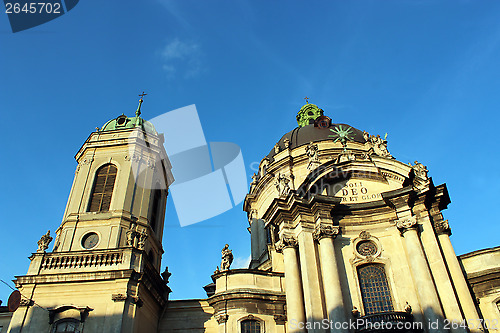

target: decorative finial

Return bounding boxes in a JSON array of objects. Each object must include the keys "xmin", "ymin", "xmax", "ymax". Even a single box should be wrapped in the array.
[
  {"xmin": 304, "ymin": 96, "xmax": 309, "ymax": 104},
  {"xmin": 136, "ymin": 91, "xmax": 147, "ymax": 117}
]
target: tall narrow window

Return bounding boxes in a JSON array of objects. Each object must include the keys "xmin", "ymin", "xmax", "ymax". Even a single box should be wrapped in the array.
[
  {"xmin": 88, "ymin": 164, "xmax": 117, "ymax": 212},
  {"xmin": 241, "ymin": 319, "xmax": 260, "ymax": 333},
  {"xmin": 150, "ymin": 188, "xmax": 162, "ymax": 233},
  {"xmin": 358, "ymin": 264, "xmax": 394, "ymax": 315}
]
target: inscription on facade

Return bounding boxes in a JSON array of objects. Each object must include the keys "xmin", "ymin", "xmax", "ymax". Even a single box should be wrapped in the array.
[{"xmin": 331, "ymin": 181, "xmax": 386, "ymax": 203}]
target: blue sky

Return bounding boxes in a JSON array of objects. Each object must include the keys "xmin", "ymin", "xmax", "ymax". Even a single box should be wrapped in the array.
[{"xmin": 1, "ymin": 0, "xmax": 500, "ymax": 302}]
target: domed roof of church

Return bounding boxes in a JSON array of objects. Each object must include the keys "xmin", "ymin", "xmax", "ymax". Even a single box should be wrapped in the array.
[
  {"xmin": 267, "ymin": 102, "xmax": 366, "ymax": 159},
  {"xmin": 100, "ymin": 115, "xmax": 157, "ymax": 134},
  {"xmin": 100, "ymin": 97, "xmax": 157, "ymax": 135}
]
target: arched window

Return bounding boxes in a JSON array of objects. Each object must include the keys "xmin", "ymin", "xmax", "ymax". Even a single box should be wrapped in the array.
[
  {"xmin": 149, "ymin": 188, "xmax": 162, "ymax": 233},
  {"xmin": 88, "ymin": 164, "xmax": 117, "ymax": 212},
  {"xmin": 52, "ymin": 319, "xmax": 81, "ymax": 333},
  {"xmin": 358, "ymin": 264, "xmax": 394, "ymax": 315},
  {"xmin": 241, "ymin": 319, "xmax": 261, "ymax": 333}
]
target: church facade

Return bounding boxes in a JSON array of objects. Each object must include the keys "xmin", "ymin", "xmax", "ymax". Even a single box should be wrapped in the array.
[{"xmin": 2, "ymin": 101, "xmax": 499, "ymax": 333}]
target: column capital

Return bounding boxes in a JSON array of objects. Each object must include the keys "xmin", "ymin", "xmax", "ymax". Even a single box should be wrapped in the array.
[
  {"xmin": 396, "ymin": 216, "xmax": 418, "ymax": 235},
  {"xmin": 313, "ymin": 224, "xmax": 340, "ymax": 241},
  {"xmin": 434, "ymin": 220, "xmax": 452, "ymax": 236},
  {"xmin": 276, "ymin": 235, "xmax": 298, "ymax": 253}
]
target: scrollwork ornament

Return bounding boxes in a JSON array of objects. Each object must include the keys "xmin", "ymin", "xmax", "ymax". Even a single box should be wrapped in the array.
[
  {"xmin": 359, "ymin": 231, "xmax": 371, "ymax": 240},
  {"xmin": 435, "ymin": 220, "xmax": 451, "ymax": 236},
  {"xmin": 216, "ymin": 314, "xmax": 229, "ymax": 324},
  {"xmin": 111, "ymin": 294, "xmax": 128, "ymax": 302},
  {"xmin": 313, "ymin": 224, "xmax": 340, "ymax": 241},
  {"xmin": 274, "ymin": 314, "xmax": 286, "ymax": 325},
  {"xmin": 276, "ymin": 235, "xmax": 298, "ymax": 252},
  {"xmin": 396, "ymin": 217, "xmax": 417, "ymax": 234}
]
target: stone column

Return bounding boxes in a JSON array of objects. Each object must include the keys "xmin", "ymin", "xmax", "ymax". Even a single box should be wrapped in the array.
[
  {"xmin": 416, "ymin": 211, "xmax": 466, "ymax": 333},
  {"xmin": 313, "ymin": 224, "xmax": 347, "ymax": 333},
  {"xmin": 436, "ymin": 221, "xmax": 481, "ymax": 332},
  {"xmin": 278, "ymin": 235, "xmax": 306, "ymax": 333},
  {"xmin": 397, "ymin": 217, "xmax": 445, "ymax": 333}
]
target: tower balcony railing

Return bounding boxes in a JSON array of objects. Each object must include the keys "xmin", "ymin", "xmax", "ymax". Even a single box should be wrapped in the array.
[
  {"xmin": 27, "ymin": 248, "xmax": 142, "ymax": 275},
  {"xmin": 355, "ymin": 311, "xmax": 420, "ymax": 333}
]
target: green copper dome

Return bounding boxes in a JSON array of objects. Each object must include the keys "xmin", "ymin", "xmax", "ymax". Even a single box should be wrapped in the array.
[
  {"xmin": 296, "ymin": 103, "xmax": 324, "ymax": 127},
  {"xmin": 100, "ymin": 115, "xmax": 157, "ymax": 134},
  {"xmin": 100, "ymin": 98, "xmax": 157, "ymax": 134}
]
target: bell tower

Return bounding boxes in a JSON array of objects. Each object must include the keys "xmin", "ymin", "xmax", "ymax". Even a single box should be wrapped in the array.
[{"xmin": 7, "ymin": 96, "xmax": 174, "ymax": 333}]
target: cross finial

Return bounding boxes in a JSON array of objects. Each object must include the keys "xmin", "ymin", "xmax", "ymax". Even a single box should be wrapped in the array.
[
  {"xmin": 304, "ymin": 96, "xmax": 309, "ymax": 104},
  {"xmin": 136, "ymin": 91, "xmax": 147, "ymax": 117}
]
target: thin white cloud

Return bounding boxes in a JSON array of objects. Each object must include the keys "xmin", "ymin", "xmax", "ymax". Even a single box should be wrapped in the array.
[
  {"xmin": 232, "ymin": 255, "xmax": 251, "ymax": 269},
  {"xmin": 160, "ymin": 39, "xmax": 203, "ymax": 79}
]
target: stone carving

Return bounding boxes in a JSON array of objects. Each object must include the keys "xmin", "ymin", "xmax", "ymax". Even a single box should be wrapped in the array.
[
  {"xmin": 435, "ymin": 220, "xmax": 451, "ymax": 236},
  {"xmin": 126, "ymin": 223, "xmax": 147, "ymax": 250},
  {"xmin": 274, "ymin": 173, "xmax": 291, "ymax": 197},
  {"xmin": 220, "ymin": 244, "xmax": 233, "ymax": 271},
  {"xmin": 359, "ymin": 231, "xmax": 371, "ymax": 240},
  {"xmin": 411, "ymin": 161, "xmax": 430, "ymax": 190},
  {"xmin": 412, "ymin": 161, "xmax": 428, "ymax": 180},
  {"xmin": 404, "ymin": 301, "xmax": 412, "ymax": 314},
  {"xmin": 137, "ymin": 230, "xmax": 147, "ymax": 250},
  {"xmin": 365, "ymin": 255, "xmax": 375, "ymax": 262},
  {"xmin": 306, "ymin": 143, "xmax": 321, "ymax": 171},
  {"xmin": 37, "ymin": 230, "xmax": 53, "ymax": 253},
  {"xmin": 313, "ymin": 224, "xmax": 340, "ymax": 241},
  {"xmin": 248, "ymin": 209, "xmax": 258, "ymax": 223},
  {"xmin": 130, "ymin": 296, "xmax": 143, "ymax": 307},
  {"xmin": 161, "ymin": 267, "xmax": 172, "ymax": 283},
  {"xmin": 283, "ymin": 138, "xmax": 290, "ymax": 149},
  {"xmin": 363, "ymin": 131, "xmax": 392, "ymax": 158},
  {"xmin": 396, "ymin": 217, "xmax": 417, "ymax": 234},
  {"xmin": 126, "ymin": 223, "xmax": 138, "ymax": 246},
  {"xmin": 216, "ymin": 314, "xmax": 229, "ymax": 324},
  {"xmin": 276, "ymin": 235, "xmax": 298, "ymax": 252},
  {"xmin": 274, "ymin": 314, "xmax": 286, "ymax": 325},
  {"xmin": 274, "ymin": 143, "xmax": 280, "ymax": 154},
  {"xmin": 111, "ymin": 294, "xmax": 128, "ymax": 302}
]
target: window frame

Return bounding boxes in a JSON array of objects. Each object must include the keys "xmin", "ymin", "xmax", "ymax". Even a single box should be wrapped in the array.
[
  {"xmin": 51, "ymin": 318, "xmax": 82, "ymax": 333},
  {"xmin": 87, "ymin": 163, "xmax": 118, "ymax": 212},
  {"xmin": 357, "ymin": 264, "xmax": 395, "ymax": 315},
  {"xmin": 238, "ymin": 315, "xmax": 264, "ymax": 333}
]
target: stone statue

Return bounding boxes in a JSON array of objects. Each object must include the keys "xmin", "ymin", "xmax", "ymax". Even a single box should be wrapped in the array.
[
  {"xmin": 306, "ymin": 143, "xmax": 320, "ymax": 171},
  {"xmin": 161, "ymin": 267, "xmax": 172, "ymax": 283},
  {"xmin": 126, "ymin": 223, "xmax": 137, "ymax": 246},
  {"xmin": 37, "ymin": 230, "xmax": 53, "ymax": 253},
  {"xmin": 363, "ymin": 130, "xmax": 392, "ymax": 158},
  {"xmin": 274, "ymin": 143, "xmax": 280, "ymax": 154},
  {"xmin": 220, "ymin": 244, "xmax": 233, "ymax": 271},
  {"xmin": 283, "ymin": 138, "xmax": 290, "ymax": 149},
  {"xmin": 137, "ymin": 229, "xmax": 147, "ymax": 250},
  {"xmin": 412, "ymin": 161, "xmax": 428, "ymax": 180},
  {"xmin": 274, "ymin": 173, "xmax": 291, "ymax": 197}
]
